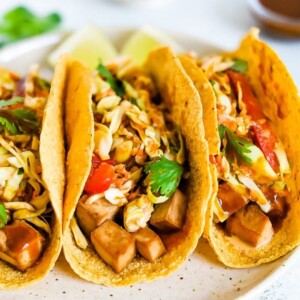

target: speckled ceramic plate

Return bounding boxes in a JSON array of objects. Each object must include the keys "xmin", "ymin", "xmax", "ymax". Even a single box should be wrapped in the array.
[{"xmin": 0, "ymin": 29, "xmax": 299, "ymax": 300}]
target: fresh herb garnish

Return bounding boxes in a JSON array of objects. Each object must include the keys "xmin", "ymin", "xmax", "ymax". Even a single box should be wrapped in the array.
[
  {"xmin": 0, "ymin": 6, "xmax": 62, "ymax": 47},
  {"xmin": 0, "ymin": 109, "xmax": 38, "ymax": 135},
  {"xmin": 0, "ymin": 97, "xmax": 23, "ymax": 108},
  {"xmin": 96, "ymin": 63, "xmax": 125, "ymax": 97},
  {"xmin": 230, "ymin": 59, "xmax": 248, "ymax": 73},
  {"xmin": 17, "ymin": 167, "xmax": 24, "ymax": 175},
  {"xmin": 129, "ymin": 97, "xmax": 139, "ymax": 107},
  {"xmin": 0, "ymin": 203, "xmax": 8, "ymax": 228},
  {"xmin": 219, "ymin": 124, "xmax": 257, "ymax": 166},
  {"xmin": 13, "ymin": 109, "xmax": 38, "ymax": 126},
  {"xmin": 36, "ymin": 78, "xmax": 51, "ymax": 91},
  {"xmin": 144, "ymin": 156, "xmax": 184, "ymax": 197}
]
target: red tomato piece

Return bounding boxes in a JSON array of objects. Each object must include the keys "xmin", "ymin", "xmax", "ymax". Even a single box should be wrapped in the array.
[
  {"xmin": 84, "ymin": 155, "xmax": 115, "ymax": 194},
  {"xmin": 251, "ymin": 122, "xmax": 279, "ymax": 173},
  {"xmin": 226, "ymin": 70, "xmax": 264, "ymax": 121}
]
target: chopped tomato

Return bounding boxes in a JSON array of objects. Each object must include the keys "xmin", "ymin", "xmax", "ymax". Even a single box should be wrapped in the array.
[
  {"xmin": 252, "ymin": 122, "xmax": 279, "ymax": 173},
  {"xmin": 226, "ymin": 70, "xmax": 279, "ymax": 172},
  {"xmin": 84, "ymin": 155, "xmax": 115, "ymax": 194},
  {"xmin": 226, "ymin": 70, "xmax": 264, "ymax": 120}
]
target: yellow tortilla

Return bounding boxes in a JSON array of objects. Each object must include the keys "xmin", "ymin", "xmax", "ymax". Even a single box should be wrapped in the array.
[
  {"xmin": 0, "ymin": 55, "xmax": 67, "ymax": 289},
  {"xmin": 63, "ymin": 47, "xmax": 212, "ymax": 286},
  {"xmin": 189, "ymin": 28, "xmax": 300, "ymax": 267}
]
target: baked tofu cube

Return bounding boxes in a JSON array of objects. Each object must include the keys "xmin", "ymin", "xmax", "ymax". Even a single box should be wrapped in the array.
[
  {"xmin": 217, "ymin": 182, "xmax": 248, "ymax": 217},
  {"xmin": 76, "ymin": 196, "xmax": 120, "ymax": 236},
  {"xmin": 0, "ymin": 221, "xmax": 45, "ymax": 271},
  {"xmin": 226, "ymin": 204, "xmax": 274, "ymax": 247},
  {"xmin": 150, "ymin": 189, "xmax": 187, "ymax": 232},
  {"xmin": 133, "ymin": 227, "xmax": 165, "ymax": 262},
  {"xmin": 91, "ymin": 220, "xmax": 136, "ymax": 273}
]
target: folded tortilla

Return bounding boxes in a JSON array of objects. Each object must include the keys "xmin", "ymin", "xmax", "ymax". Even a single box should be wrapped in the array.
[
  {"xmin": 62, "ymin": 48, "xmax": 211, "ymax": 286},
  {"xmin": 0, "ymin": 56, "xmax": 66, "ymax": 289},
  {"xmin": 181, "ymin": 28, "xmax": 300, "ymax": 267}
]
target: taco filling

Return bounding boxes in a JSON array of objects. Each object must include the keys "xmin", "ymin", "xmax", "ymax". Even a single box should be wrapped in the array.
[
  {"xmin": 0, "ymin": 66, "xmax": 53, "ymax": 271},
  {"xmin": 194, "ymin": 55, "xmax": 290, "ymax": 248},
  {"xmin": 70, "ymin": 59, "xmax": 188, "ymax": 273}
]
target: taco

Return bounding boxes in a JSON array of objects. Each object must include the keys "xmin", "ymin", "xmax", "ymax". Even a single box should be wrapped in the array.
[
  {"xmin": 0, "ymin": 56, "xmax": 66, "ymax": 288},
  {"xmin": 180, "ymin": 28, "xmax": 300, "ymax": 267},
  {"xmin": 63, "ymin": 49, "xmax": 211, "ymax": 285}
]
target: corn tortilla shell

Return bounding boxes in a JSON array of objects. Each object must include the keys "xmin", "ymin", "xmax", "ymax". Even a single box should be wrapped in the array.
[
  {"xmin": 0, "ymin": 55, "xmax": 67, "ymax": 289},
  {"xmin": 63, "ymin": 48, "xmax": 211, "ymax": 285},
  {"xmin": 195, "ymin": 28, "xmax": 300, "ymax": 267}
]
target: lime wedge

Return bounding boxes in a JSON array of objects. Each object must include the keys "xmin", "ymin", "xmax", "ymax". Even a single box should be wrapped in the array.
[
  {"xmin": 121, "ymin": 26, "xmax": 183, "ymax": 65},
  {"xmin": 48, "ymin": 24, "xmax": 118, "ymax": 69}
]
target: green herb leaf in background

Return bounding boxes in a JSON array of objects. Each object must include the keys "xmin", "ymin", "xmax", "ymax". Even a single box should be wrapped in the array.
[
  {"xmin": 96, "ymin": 62, "xmax": 125, "ymax": 97},
  {"xmin": 0, "ymin": 203, "xmax": 8, "ymax": 228},
  {"xmin": 144, "ymin": 156, "xmax": 183, "ymax": 197},
  {"xmin": 0, "ymin": 6, "xmax": 62, "ymax": 47}
]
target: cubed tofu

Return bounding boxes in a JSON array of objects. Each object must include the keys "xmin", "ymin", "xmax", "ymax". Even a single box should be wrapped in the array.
[
  {"xmin": 91, "ymin": 220, "xmax": 136, "ymax": 273},
  {"xmin": 217, "ymin": 182, "xmax": 248, "ymax": 216},
  {"xmin": 133, "ymin": 227, "xmax": 165, "ymax": 262},
  {"xmin": 150, "ymin": 189, "xmax": 187, "ymax": 232},
  {"xmin": 76, "ymin": 196, "xmax": 120, "ymax": 236},
  {"xmin": 0, "ymin": 221, "xmax": 45, "ymax": 271},
  {"xmin": 226, "ymin": 204, "xmax": 274, "ymax": 247}
]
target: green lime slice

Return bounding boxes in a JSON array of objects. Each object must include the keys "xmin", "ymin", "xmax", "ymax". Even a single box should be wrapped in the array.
[
  {"xmin": 121, "ymin": 26, "xmax": 183, "ymax": 65},
  {"xmin": 48, "ymin": 24, "xmax": 118, "ymax": 69}
]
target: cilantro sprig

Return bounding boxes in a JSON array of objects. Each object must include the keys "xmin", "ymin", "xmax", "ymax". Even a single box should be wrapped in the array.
[
  {"xmin": 0, "ymin": 6, "xmax": 62, "ymax": 47},
  {"xmin": 0, "ymin": 109, "xmax": 38, "ymax": 135},
  {"xmin": 0, "ymin": 203, "xmax": 8, "ymax": 228},
  {"xmin": 96, "ymin": 63, "xmax": 125, "ymax": 97},
  {"xmin": 219, "ymin": 124, "xmax": 257, "ymax": 166},
  {"xmin": 144, "ymin": 156, "xmax": 184, "ymax": 198}
]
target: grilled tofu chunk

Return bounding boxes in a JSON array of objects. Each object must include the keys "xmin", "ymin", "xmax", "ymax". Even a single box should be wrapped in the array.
[
  {"xmin": 76, "ymin": 196, "xmax": 120, "ymax": 235},
  {"xmin": 91, "ymin": 220, "xmax": 136, "ymax": 273},
  {"xmin": 226, "ymin": 204, "xmax": 274, "ymax": 247},
  {"xmin": 133, "ymin": 227, "xmax": 165, "ymax": 262},
  {"xmin": 150, "ymin": 189, "xmax": 187, "ymax": 232},
  {"xmin": 217, "ymin": 182, "xmax": 249, "ymax": 216},
  {"xmin": 0, "ymin": 221, "xmax": 45, "ymax": 271}
]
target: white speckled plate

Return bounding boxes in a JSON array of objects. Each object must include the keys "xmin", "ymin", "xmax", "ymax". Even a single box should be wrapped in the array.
[{"xmin": 0, "ymin": 29, "xmax": 299, "ymax": 300}]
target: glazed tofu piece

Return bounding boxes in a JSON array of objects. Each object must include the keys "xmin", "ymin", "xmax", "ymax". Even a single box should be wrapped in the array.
[
  {"xmin": 76, "ymin": 196, "xmax": 120, "ymax": 235},
  {"xmin": 133, "ymin": 227, "xmax": 165, "ymax": 262},
  {"xmin": 226, "ymin": 204, "xmax": 274, "ymax": 247},
  {"xmin": 91, "ymin": 220, "xmax": 136, "ymax": 273},
  {"xmin": 0, "ymin": 221, "xmax": 45, "ymax": 271},
  {"xmin": 150, "ymin": 189, "xmax": 187, "ymax": 232},
  {"xmin": 217, "ymin": 182, "xmax": 249, "ymax": 217}
]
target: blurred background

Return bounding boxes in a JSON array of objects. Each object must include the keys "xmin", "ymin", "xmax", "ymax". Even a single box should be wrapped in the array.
[{"xmin": 0, "ymin": 0, "xmax": 300, "ymax": 85}]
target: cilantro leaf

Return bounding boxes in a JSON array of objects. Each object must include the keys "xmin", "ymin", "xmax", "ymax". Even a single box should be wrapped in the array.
[
  {"xmin": 144, "ymin": 156, "xmax": 184, "ymax": 197},
  {"xmin": 0, "ymin": 109, "xmax": 38, "ymax": 135},
  {"xmin": 0, "ymin": 203, "xmax": 8, "ymax": 228},
  {"xmin": 0, "ymin": 6, "xmax": 62, "ymax": 47},
  {"xmin": 230, "ymin": 59, "xmax": 248, "ymax": 73},
  {"xmin": 0, "ymin": 97, "xmax": 23, "ymax": 108},
  {"xmin": 96, "ymin": 63, "xmax": 125, "ymax": 97},
  {"xmin": 219, "ymin": 125, "xmax": 256, "ymax": 166},
  {"xmin": 12, "ymin": 109, "xmax": 38, "ymax": 127}
]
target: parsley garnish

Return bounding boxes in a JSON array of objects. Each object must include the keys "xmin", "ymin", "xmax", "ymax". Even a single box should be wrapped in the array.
[
  {"xmin": 230, "ymin": 59, "xmax": 248, "ymax": 73},
  {"xmin": 0, "ymin": 97, "xmax": 23, "ymax": 108},
  {"xmin": 0, "ymin": 203, "xmax": 8, "ymax": 228},
  {"xmin": 144, "ymin": 156, "xmax": 184, "ymax": 197},
  {"xmin": 96, "ymin": 63, "xmax": 125, "ymax": 97},
  {"xmin": 0, "ymin": 6, "xmax": 61, "ymax": 47},
  {"xmin": 219, "ymin": 124, "xmax": 256, "ymax": 166}
]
